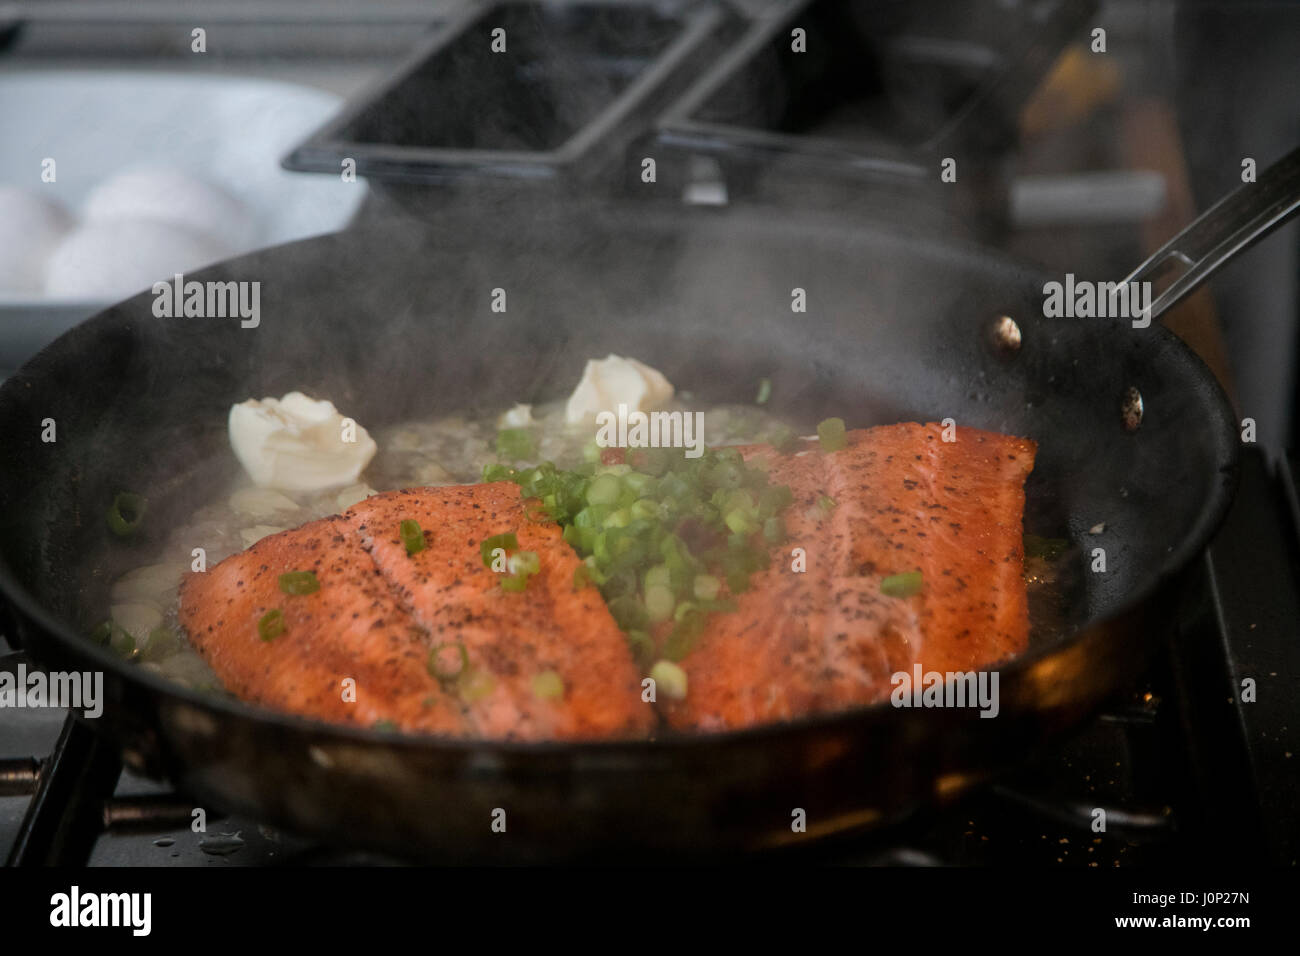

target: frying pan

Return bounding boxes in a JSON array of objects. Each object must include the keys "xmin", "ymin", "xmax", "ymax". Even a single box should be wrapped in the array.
[{"xmin": 0, "ymin": 150, "xmax": 1295, "ymax": 862}]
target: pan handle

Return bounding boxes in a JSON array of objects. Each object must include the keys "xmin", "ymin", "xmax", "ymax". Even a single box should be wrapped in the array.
[{"xmin": 1124, "ymin": 146, "xmax": 1300, "ymax": 327}]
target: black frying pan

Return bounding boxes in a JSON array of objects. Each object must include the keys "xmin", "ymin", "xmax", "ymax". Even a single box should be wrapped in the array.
[{"xmin": 0, "ymin": 150, "xmax": 1294, "ymax": 860}]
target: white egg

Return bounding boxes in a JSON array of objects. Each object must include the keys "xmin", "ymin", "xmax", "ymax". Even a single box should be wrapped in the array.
[
  {"xmin": 84, "ymin": 166, "xmax": 257, "ymax": 250},
  {"xmin": 0, "ymin": 186, "xmax": 75, "ymax": 293},
  {"xmin": 43, "ymin": 219, "xmax": 231, "ymax": 300}
]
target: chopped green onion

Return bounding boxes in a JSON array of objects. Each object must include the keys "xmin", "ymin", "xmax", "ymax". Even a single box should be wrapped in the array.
[
  {"xmin": 106, "ymin": 492, "xmax": 147, "ymax": 537},
  {"xmin": 607, "ymin": 594, "xmax": 649, "ymax": 631},
  {"xmin": 644, "ymin": 584, "xmax": 676, "ymax": 623},
  {"xmin": 428, "ymin": 641, "xmax": 469, "ymax": 681},
  {"xmin": 373, "ymin": 720, "xmax": 398, "ymax": 733},
  {"xmin": 817, "ymin": 417, "xmax": 848, "ymax": 451},
  {"xmin": 508, "ymin": 550, "xmax": 540, "ymax": 576},
  {"xmin": 666, "ymin": 602, "xmax": 708, "ymax": 656},
  {"xmin": 725, "ymin": 565, "xmax": 752, "ymax": 595},
  {"xmin": 636, "ymin": 447, "xmax": 674, "ymax": 476},
  {"xmin": 496, "ymin": 428, "xmax": 536, "ymax": 461},
  {"xmin": 458, "ymin": 668, "xmax": 496, "ymax": 702},
  {"xmin": 480, "ymin": 531, "xmax": 519, "ymax": 568},
  {"xmin": 880, "ymin": 570, "xmax": 924, "ymax": 598},
  {"xmin": 643, "ymin": 564, "xmax": 671, "ymax": 592},
  {"xmin": 622, "ymin": 472, "xmax": 656, "ymax": 498},
  {"xmin": 763, "ymin": 516, "xmax": 787, "ymax": 544},
  {"xmin": 523, "ymin": 500, "xmax": 552, "ymax": 524},
  {"xmin": 756, "ymin": 378, "xmax": 772, "ymax": 405},
  {"xmin": 693, "ymin": 574, "xmax": 720, "ymax": 601},
  {"xmin": 581, "ymin": 555, "xmax": 607, "ymax": 585},
  {"xmin": 817, "ymin": 495, "xmax": 837, "ymax": 514},
  {"xmin": 709, "ymin": 461, "xmax": 745, "ymax": 490},
  {"xmin": 258, "ymin": 609, "xmax": 285, "ymax": 641},
  {"xmin": 399, "ymin": 518, "xmax": 425, "ymax": 556},
  {"xmin": 586, "ymin": 473, "xmax": 622, "ymax": 506},
  {"xmin": 759, "ymin": 484, "xmax": 794, "ymax": 515},
  {"xmin": 724, "ymin": 509, "xmax": 757, "ymax": 534},
  {"xmin": 722, "ymin": 489, "xmax": 755, "ymax": 513},
  {"xmin": 92, "ymin": 620, "xmax": 137, "ymax": 657},
  {"xmin": 278, "ymin": 571, "xmax": 319, "ymax": 595},
  {"xmin": 625, "ymin": 630, "xmax": 655, "ymax": 668},
  {"xmin": 628, "ymin": 499, "xmax": 660, "ymax": 522},
  {"xmin": 768, "ymin": 426, "xmax": 799, "ymax": 453},
  {"xmin": 650, "ymin": 659, "xmax": 688, "ymax": 700},
  {"xmin": 142, "ymin": 626, "xmax": 180, "ymax": 662},
  {"xmin": 112, "ymin": 630, "xmax": 137, "ymax": 658},
  {"xmin": 531, "ymin": 670, "xmax": 565, "ymax": 700},
  {"xmin": 478, "ymin": 438, "xmax": 804, "ymax": 649}
]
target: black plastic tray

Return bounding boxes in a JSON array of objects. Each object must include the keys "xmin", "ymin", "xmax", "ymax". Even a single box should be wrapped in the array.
[
  {"xmin": 283, "ymin": 0, "xmax": 738, "ymax": 187},
  {"xmin": 652, "ymin": 0, "xmax": 1097, "ymax": 183}
]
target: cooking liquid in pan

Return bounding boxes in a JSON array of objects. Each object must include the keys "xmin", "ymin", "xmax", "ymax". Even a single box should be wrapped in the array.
[{"xmin": 102, "ymin": 396, "xmax": 1077, "ymax": 723}]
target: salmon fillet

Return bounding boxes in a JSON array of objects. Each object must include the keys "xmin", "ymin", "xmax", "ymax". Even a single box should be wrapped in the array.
[
  {"xmin": 177, "ymin": 515, "xmax": 466, "ymax": 734},
  {"xmin": 179, "ymin": 484, "xmax": 653, "ymax": 740},
  {"xmin": 180, "ymin": 423, "xmax": 1034, "ymax": 738},
  {"xmin": 661, "ymin": 423, "xmax": 1036, "ymax": 731},
  {"xmin": 347, "ymin": 484, "xmax": 653, "ymax": 739}
]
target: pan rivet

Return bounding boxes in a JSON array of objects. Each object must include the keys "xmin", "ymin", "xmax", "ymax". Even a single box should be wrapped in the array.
[
  {"xmin": 1121, "ymin": 386, "xmax": 1144, "ymax": 432},
  {"xmin": 990, "ymin": 314, "xmax": 1022, "ymax": 351}
]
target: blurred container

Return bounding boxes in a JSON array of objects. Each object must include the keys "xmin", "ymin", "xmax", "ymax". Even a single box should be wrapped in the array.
[{"xmin": 0, "ymin": 70, "xmax": 368, "ymax": 369}]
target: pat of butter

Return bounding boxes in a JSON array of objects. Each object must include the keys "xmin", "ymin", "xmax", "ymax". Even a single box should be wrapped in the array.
[
  {"xmin": 228, "ymin": 392, "xmax": 377, "ymax": 492},
  {"xmin": 564, "ymin": 355, "xmax": 674, "ymax": 425}
]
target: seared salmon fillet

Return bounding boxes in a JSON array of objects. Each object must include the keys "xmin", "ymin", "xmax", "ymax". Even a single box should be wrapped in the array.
[
  {"xmin": 180, "ymin": 422, "xmax": 1034, "ymax": 738},
  {"xmin": 177, "ymin": 515, "xmax": 467, "ymax": 734},
  {"xmin": 346, "ymin": 484, "xmax": 653, "ymax": 739},
  {"xmin": 179, "ymin": 485, "xmax": 653, "ymax": 740},
  {"xmin": 661, "ymin": 423, "xmax": 1036, "ymax": 731}
]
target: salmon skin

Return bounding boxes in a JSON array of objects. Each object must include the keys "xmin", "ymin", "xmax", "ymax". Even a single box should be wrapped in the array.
[
  {"xmin": 661, "ymin": 423, "xmax": 1036, "ymax": 731},
  {"xmin": 178, "ymin": 483, "xmax": 653, "ymax": 740}
]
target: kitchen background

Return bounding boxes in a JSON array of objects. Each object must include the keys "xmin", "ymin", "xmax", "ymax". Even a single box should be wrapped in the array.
[{"xmin": 2, "ymin": 1, "xmax": 1297, "ymax": 453}]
